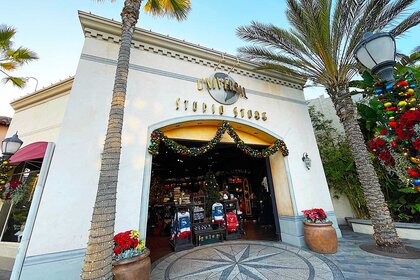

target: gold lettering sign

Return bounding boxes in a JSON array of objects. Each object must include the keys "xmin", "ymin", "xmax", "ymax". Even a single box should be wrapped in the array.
[
  {"xmin": 247, "ymin": 110, "xmax": 252, "ymax": 119},
  {"xmin": 176, "ymin": 98, "xmax": 180, "ymax": 110},
  {"xmin": 175, "ymin": 99, "xmax": 267, "ymax": 121}
]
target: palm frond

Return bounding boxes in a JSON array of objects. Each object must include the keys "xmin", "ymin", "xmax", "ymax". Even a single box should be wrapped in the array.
[
  {"xmin": 390, "ymin": 11, "xmax": 420, "ymax": 37},
  {"xmin": 0, "ymin": 25, "xmax": 15, "ymax": 50},
  {"xmin": 1, "ymin": 75, "xmax": 26, "ymax": 88},
  {"xmin": 238, "ymin": 45, "xmax": 321, "ymax": 77},
  {"xmin": 6, "ymin": 48, "xmax": 38, "ymax": 64},
  {"xmin": 374, "ymin": 0, "xmax": 416, "ymax": 30},
  {"xmin": 144, "ymin": 0, "xmax": 190, "ymax": 21}
]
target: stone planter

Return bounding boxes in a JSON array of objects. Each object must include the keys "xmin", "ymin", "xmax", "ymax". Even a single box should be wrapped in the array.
[
  {"xmin": 303, "ymin": 221, "xmax": 338, "ymax": 254},
  {"xmin": 112, "ymin": 249, "xmax": 151, "ymax": 280}
]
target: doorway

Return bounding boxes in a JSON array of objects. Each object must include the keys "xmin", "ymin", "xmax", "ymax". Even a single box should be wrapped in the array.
[{"xmin": 146, "ymin": 139, "xmax": 279, "ymax": 262}]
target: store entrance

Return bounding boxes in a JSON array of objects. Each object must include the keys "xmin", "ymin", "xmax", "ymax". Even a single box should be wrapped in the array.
[{"xmin": 146, "ymin": 140, "xmax": 279, "ymax": 262}]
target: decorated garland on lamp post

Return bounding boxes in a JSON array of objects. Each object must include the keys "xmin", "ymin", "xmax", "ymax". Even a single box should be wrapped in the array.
[
  {"xmin": 148, "ymin": 121, "xmax": 289, "ymax": 158},
  {"xmin": 366, "ymin": 72, "xmax": 420, "ymax": 192}
]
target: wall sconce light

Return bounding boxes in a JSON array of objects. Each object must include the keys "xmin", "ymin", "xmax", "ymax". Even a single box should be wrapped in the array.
[{"xmin": 302, "ymin": 153, "xmax": 311, "ymax": 170}]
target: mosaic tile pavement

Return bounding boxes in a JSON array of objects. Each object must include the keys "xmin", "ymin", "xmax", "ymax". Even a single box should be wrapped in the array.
[{"xmin": 151, "ymin": 241, "xmax": 344, "ymax": 280}]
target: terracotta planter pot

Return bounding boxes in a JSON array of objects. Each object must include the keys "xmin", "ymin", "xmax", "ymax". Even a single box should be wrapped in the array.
[
  {"xmin": 112, "ymin": 249, "xmax": 151, "ymax": 280},
  {"xmin": 303, "ymin": 221, "xmax": 338, "ymax": 254}
]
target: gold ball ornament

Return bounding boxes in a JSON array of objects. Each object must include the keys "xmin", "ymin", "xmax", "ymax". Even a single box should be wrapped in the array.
[
  {"xmin": 407, "ymin": 88, "xmax": 415, "ymax": 95},
  {"xmin": 384, "ymin": 102, "xmax": 393, "ymax": 108},
  {"xmin": 398, "ymin": 92, "xmax": 406, "ymax": 96},
  {"xmin": 397, "ymin": 101, "xmax": 408, "ymax": 107},
  {"xmin": 0, "ymin": 180, "xmax": 5, "ymax": 185},
  {"xmin": 389, "ymin": 116, "xmax": 395, "ymax": 121},
  {"xmin": 410, "ymin": 157, "xmax": 420, "ymax": 164},
  {"xmin": 407, "ymin": 98, "xmax": 416, "ymax": 106},
  {"xmin": 2, "ymin": 161, "xmax": 8, "ymax": 165}
]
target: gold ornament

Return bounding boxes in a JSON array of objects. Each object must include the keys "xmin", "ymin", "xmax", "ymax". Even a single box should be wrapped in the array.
[
  {"xmin": 0, "ymin": 180, "xmax": 5, "ymax": 185},
  {"xmin": 389, "ymin": 116, "xmax": 395, "ymax": 121},
  {"xmin": 410, "ymin": 157, "xmax": 420, "ymax": 164},
  {"xmin": 398, "ymin": 92, "xmax": 406, "ymax": 96},
  {"xmin": 384, "ymin": 102, "xmax": 392, "ymax": 108},
  {"xmin": 2, "ymin": 161, "xmax": 8, "ymax": 165},
  {"xmin": 397, "ymin": 101, "xmax": 407, "ymax": 107},
  {"xmin": 407, "ymin": 88, "xmax": 415, "ymax": 95}
]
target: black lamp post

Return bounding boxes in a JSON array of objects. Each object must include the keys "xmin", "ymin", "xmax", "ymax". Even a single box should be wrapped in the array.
[
  {"xmin": 354, "ymin": 32, "xmax": 396, "ymax": 82},
  {"xmin": 1, "ymin": 132, "xmax": 23, "ymax": 160}
]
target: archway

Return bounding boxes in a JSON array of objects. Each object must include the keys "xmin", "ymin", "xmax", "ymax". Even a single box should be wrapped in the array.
[{"xmin": 139, "ymin": 116, "xmax": 296, "ymax": 260}]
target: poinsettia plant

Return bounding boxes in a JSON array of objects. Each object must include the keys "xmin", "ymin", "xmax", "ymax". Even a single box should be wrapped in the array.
[
  {"xmin": 113, "ymin": 230, "xmax": 146, "ymax": 262},
  {"xmin": 302, "ymin": 208, "xmax": 329, "ymax": 223},
  {"xmin": 0, "ymin": 180, "xmax": 26, "ymax": 203}
]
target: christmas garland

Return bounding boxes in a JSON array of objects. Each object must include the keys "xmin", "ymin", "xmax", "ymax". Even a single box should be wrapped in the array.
[{"xmin": 148, "ymin": 121, "xmax": 289, "ymax": 158}]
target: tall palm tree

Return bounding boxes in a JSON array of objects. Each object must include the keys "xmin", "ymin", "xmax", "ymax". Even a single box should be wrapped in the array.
[
  {"xmin": 237, "ymin": 0, "xmax": 419, "ymax": 253},
  {"xmin": 81, "ymin": 1, "xmax": 190, "ymax": 279},
  {"xmin": 0, "ymin": 25, "xmax": 38, "ymax": 88}
]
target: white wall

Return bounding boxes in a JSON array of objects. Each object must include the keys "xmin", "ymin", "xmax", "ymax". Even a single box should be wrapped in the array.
[
  {"xmin": 6, "ymin": 95, "xmax": 69, "ymax": 145},
  {"xmin": 25, "ymin": 34, "xmax": 335, "ymax": 257},
  {"xmin": 331, "ymin": 193, "xmax": 355, "ymax": 224}
]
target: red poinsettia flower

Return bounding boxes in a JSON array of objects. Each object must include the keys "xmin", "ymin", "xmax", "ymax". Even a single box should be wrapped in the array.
[{"xmin": 413, "ymin": 138, "xmax": 420, "ymax": 150}]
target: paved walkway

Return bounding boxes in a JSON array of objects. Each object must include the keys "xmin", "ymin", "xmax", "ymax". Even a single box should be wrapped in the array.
[{"xmin": 151, "ymin": 228, "xmax": 420, "ymax": 280}]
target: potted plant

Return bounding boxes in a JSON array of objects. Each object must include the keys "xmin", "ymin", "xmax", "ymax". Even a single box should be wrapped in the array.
[
  {"xmin": 302, "ymin": 208, "xmax": 338, "ymax": 254},
  {"xmin": 112, "ymin": 230, "xmax": 151, "ymax": 280}
]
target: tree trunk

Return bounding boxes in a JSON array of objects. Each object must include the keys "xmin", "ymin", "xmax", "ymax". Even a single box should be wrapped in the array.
[
  {"xmin": 330, "ymin": 86, "xmax": 406, "ymax": 253},
  {"xmin": 81, "ymin": 1, "xmax": 142, "ymax": 279}
]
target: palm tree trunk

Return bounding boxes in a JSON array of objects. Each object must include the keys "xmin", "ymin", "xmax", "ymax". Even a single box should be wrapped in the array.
[
  {"xmin": 330, "ymin": 86, "xmax": 406, "ymax": 253},
  {"xmin": 81, "ymin": 1, "xmax": 142, "ymax": 279}
]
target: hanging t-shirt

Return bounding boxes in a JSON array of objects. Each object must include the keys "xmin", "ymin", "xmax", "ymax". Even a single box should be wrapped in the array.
[
  {"xmin": 226, "ymin": 212, "xmax": 239, "ymax": 233},
  {"xmin": 212, "ymin": 202, "xmax": 224, "ymax": 222},
  {"xmin": 177, "ymin": 211, "xmax": 191, "ymax": 239},
  {"xmin": 171, "ymin": 211, "xmax": 191, "ymax": 239}
]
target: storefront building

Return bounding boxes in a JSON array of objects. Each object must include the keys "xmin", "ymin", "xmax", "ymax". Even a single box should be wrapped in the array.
[{"xmin": 3, "ymin": 12, "xmax": 343, "ymax": 279}]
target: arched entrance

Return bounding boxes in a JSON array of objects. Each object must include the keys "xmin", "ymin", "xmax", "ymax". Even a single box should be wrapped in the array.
[{"xmin": 140, "ymin": 116, "xmax": 296, "ymax": 261}]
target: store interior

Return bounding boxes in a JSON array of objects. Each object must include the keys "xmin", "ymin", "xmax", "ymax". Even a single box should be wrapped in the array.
[{"xmin": 146, "ymin": 140, "xmax": 278, "ymax": 262}]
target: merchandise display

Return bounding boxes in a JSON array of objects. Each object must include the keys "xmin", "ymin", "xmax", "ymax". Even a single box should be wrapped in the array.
[
  {"xmin": 169, "ymin": 205, "xmax": 194, "ymax": 252},
  {"xmin": 211, "ymin": 202, "xmax": 225, "ymax": 223}
]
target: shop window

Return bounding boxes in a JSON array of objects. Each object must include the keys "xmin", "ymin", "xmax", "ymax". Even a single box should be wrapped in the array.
[{"xmin": 0, "ymin": 160, "xmax": 42, "ymax": 242}]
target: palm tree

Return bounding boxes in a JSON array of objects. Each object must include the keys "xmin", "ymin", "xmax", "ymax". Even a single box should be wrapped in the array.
[
  {"xmin": 0, "ymin": 25, "xmax": 38, "ymax": 88},
  {"xmin": 237, "ymin": 0, "xmax": 419, "ymax": 253},
  {"xmin": 81, "ymin": 1, "xmax": 190, "ymax": 279}
]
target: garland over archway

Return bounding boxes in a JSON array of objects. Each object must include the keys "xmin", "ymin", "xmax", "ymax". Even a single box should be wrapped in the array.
[{"xmin": 148, "ymin": 121, "xmax": 288, "ymax": 158}]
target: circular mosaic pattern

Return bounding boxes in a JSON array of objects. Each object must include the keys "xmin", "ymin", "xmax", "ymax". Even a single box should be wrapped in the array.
[{"xmin": 151, "ymin": 241, "xmax": 344, "ymax": 280}]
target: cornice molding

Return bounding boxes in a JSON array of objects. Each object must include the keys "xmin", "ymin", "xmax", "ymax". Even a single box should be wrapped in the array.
[
  {"xmin": 11, "ymin": 77, "xmax": 73, "ymax": 111},
  {"xmin": 78, "ymin": 11, "xmax": 306, "ymax": 90}
]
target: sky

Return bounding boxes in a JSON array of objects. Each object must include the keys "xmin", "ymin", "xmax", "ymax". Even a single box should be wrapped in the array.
[{"xmin": 0, "ymin": 0, "xmax": 419, "ymax": 117}]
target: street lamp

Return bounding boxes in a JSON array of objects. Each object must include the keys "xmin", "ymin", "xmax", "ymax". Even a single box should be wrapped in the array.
[
  {"xmin": 1, "ymin": 132, "xmax": 23, "ymax": 160},
  {"xmin": 354, "ymin": 32, "xmax": 396, "ymax": 82}
]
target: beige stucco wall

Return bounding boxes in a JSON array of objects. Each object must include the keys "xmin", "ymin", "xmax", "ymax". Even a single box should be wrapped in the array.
[
  {"xmin": 331, "ymin": 193, "xmax": 355, "ymax": 224},
  {"xmin": 6, "ymin": 84, "xmax": 71, "ymax": 147},
  {"xmin": 0, "ymin": 125, "xmax": 7, "ymax": 143}
]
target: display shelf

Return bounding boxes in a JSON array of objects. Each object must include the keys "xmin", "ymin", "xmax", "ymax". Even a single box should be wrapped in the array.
[
  {"xmin": 192, "ymin": 222, "xmax": 224, "ymax": 246},
  {"xmin": 191, "ymin": 194, "xmax": 206, "ymax": 223},
  {"xmin": 169, "ymin": 204, "xmax": 194, "ymax": 252}
]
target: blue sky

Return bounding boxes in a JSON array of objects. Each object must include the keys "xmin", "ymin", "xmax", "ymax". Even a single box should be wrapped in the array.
[{"xmin": 1, "ymin": 0, "xmax": 419, "ymax": 117}]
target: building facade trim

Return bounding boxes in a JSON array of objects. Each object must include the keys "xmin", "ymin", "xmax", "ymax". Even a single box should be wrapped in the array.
[
  {"xmin": 78, "ymin": 11, "xmax": 305, "ymax": 89},
  {"xmin": 80, "ymin": 53, "xmax": 307, "ymax": 106},
  {"xmin": 10, "ymin": 78, "xmax": 73, "ymax": 112}
]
